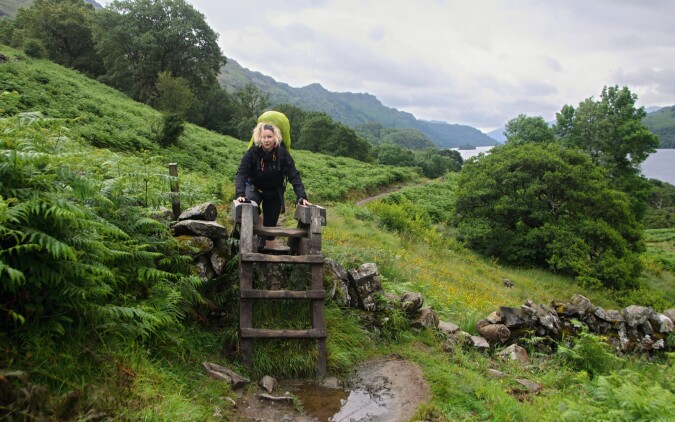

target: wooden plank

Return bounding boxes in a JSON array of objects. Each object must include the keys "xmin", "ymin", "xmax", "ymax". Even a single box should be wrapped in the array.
[
  {"xmin": 294, "ymin": 205, "xmax": 327, "ymax": 226},
  {"xmin": 232, "ymin": 200, "xmax": 259, "ymax": 225},
  {"xmin": 241, "ymin": 253, "xmax": 324, "ymax": 264},
  {"xmin": 241, "ymin": 328, "xmax": 327, "ymax": 339},
  {"xmin": 253, "ymin": 227, "xmax": 308, "ymax": 238},
  {"xmin": 239, "ymin": 204, "xmax": 255, "ymax": 253},
  {"xmin": 168, "ymin": 163, "xmax": 181, "ymax": 220},
  {"xmin": 239, "ymin": 262, "xmax": 254, "ymax": 371},
  {"xmin": 308, "ymin": 207, "xmax": 322, "ymax": 255},
  {"xmin": 316, "ymin": 339, "xmax": 327, "ymax": 378},
  {"xmin": 241, "ymin": 289, "xmax": 325, "ymax": 299}
]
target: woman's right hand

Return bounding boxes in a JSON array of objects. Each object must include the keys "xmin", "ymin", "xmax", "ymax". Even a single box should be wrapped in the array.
[{"xmin": 237, "ymin": 196, "xmax": 247, "ymax": 202}]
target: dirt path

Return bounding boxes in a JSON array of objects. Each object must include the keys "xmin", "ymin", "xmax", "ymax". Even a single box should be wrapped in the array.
[
  {"xmin": 355, "ymin": 180, "xmax": 431, "ymax": 206},
  {"xmin": 232, "ymin": 357, "xmax": 430, "ymax": 422}
]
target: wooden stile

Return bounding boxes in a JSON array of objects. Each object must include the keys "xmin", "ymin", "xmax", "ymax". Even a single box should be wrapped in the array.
[{"xmin": 232, "ymin": 201, "xmax": 327, "ymax": 378}]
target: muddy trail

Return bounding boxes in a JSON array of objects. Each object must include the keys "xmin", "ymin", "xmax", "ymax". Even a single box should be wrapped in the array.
[
  {"xmin": 355, "ymin": 180, "xmax": 432, "ymax": 206},
  {"xmin": 232, "ymin": 357, "xmax": 430, "ymax": 422}
]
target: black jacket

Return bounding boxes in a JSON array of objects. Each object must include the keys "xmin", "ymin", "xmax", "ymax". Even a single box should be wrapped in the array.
[{"xmin": 234, "ymin": 145, "xmax": 307, "ymax": 201}]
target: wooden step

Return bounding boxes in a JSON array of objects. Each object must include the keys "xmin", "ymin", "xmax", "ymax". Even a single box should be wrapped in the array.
[
  {"xmin": 241, "ymin": 252, "xmax": 324, "ymax": 264},
  {"xmin": 254, "ymin": 227, "xmax": 308, "ymax": 238},
  {"xmin": 241, "ymin": 289, "xmax": 325, "ymax": 299},
  {"xmin": 241, "ymin": 328, "xmax": 327, "ymax": 339}
]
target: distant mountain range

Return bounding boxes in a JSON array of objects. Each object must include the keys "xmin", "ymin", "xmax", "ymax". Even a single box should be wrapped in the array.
[
  {"xmin": 485, "ymin": 107, "xmax": 675, "ymax": 148},
  {"xmin": 218, "ymin": 59, "xmax": 496, "ymax": 149}
]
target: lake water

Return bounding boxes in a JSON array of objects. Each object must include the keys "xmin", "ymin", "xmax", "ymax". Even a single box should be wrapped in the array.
[{"xmin": 455, "ymin": 147, "xmax": 675, "ymax": 186}]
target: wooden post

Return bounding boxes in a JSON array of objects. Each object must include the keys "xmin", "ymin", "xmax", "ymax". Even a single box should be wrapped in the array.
[
  {"xmin": 239, "ymin": 203, "xmax": 255, "ymax": 370},
  {"xmin": 168, "ymin": 163, "xmax": 180, "ymax": 220}
]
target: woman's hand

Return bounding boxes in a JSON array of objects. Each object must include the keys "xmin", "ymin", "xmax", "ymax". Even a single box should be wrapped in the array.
[
  {"xmin": 298, "ymin": 198, "xmax": 312, "ymax": 206},
  {"xmin": 237, "ymin": 196, "xmax": 247, "ymax": 202}
]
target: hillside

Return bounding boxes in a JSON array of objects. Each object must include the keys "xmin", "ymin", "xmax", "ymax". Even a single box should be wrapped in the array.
[
  {"xmin": 0, "ymin": 0, "xmax": 102, "ymax": 17},
  {"xmin": 219, "ymin": 59, "xmax": 497, "ymax": 149},
  {"xmin": 644, "ymin": 105, "xmax": 675, "ymax": 148}
]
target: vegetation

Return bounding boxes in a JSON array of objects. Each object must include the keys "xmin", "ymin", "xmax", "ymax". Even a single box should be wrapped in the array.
[
  {"xmin": 0, "ymin": 10, "xmax": 674, "ymax": 421},
  {"xmin": 643, "ymin": 105, "xmax": 675, "ymax": 148}
]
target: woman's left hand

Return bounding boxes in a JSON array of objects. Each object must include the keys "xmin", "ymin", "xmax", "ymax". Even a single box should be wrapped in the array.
[{"xmin": 298, "ymin": 198, "xmax": 312, "ymax": 206}]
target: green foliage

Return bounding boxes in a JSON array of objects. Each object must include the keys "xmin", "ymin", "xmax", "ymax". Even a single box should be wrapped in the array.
[
  {"xmin": 150, "ymin": 71, "xmax": 197, "ymax": 119},
  {"xmin": 297, "ymin": 112, "xmax": 372, "ymax": 162},
  {"xmin": 455, "ymin": 143, "xmax": 644, "ymax": 290},
  {"xmin": 0, "ymin": 115, "xmax": 201, "ymax": 342},
  {"xmin": 230, "ymin": 82, "xmax": 270, "ymax": 139},
  {"xmin": 555, "ymin": 86, "xmax": 659, "ymax": 218},
  {"xmin": 556, "ymin": 327, "xmax": 623, "ymax": 378},
  {"xmin": 414, "ymin": 148, "xmax": 462, "ymax": 178},
  {"xmin": 644, "ymin": 179, "xmax": 675, "ymax": 229},
  {"xmin": 14, "ymin": 0, "xmax": 103, "ymax": 76},
  {"xmin": 94, "ymin": 0, "xmax": 225, "ymax": 102},
  {"xmin": 561, "ymin": 368, "xmax": 675, "ymax": 421},
  {"xmin": 504, "ymin": 114, "xmax": 555, "ymax": 145},
  {"xmin": 374, "ymin": 143, "xmax": 416, "ymax": 166},
  {"xmin": 643, "ymin": 105, "xmax": 675, "ymax": 148},
  {"xmin": 380, "ymin": 127, "xmax": 436, "ymax": 149},
  {"xmin": 155, "ymin": 113, "xmax": 185, "ymax": 147},
  {"xmin": 21, "ymin": 38, "xmax": 45, "ymax": 58}
]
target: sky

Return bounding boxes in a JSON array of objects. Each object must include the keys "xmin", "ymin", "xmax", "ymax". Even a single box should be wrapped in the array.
[{"xmin": 97, "ymin": 0, "xmax": 675, "ymax": 133}]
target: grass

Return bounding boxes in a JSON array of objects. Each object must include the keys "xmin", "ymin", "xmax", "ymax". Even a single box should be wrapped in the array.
[{"xmin": 2, "ymin": 43, "xmax": 674, "ymax": 420}]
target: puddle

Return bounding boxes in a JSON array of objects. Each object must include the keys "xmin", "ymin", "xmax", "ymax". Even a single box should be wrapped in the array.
[
  {"xmin": 290, "ymin": 382, "xmax": 391, "ymax": 422},
  {"xmin": 288, "ymin": 358, "xmax": 429, "ymax": 422}
]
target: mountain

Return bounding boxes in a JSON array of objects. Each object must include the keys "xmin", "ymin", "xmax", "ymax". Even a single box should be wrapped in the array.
[
  {"xmin": 643, "ymin": 105, "xmax": 675, "ymax": 148},
  {"xmin": 0, "ymin": 0, "xmax": 102, "ymax": 17},
  {"xmin": 218, "ymin": 59, "xmax": 496, "ymax": 149},
  {"xmin": 486, "ymin": 127, "xmax": 506, "ymax": 143}
]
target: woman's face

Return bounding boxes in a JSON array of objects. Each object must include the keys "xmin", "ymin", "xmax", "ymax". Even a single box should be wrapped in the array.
[{"xmin": 261, "ymin": 129, "xmax": 276, "ymax": 151}]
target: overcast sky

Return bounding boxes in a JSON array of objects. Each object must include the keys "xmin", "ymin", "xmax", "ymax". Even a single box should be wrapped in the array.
[{"xmin": 98, "ymin": 0, "xmax": 675, "ymax": 132}]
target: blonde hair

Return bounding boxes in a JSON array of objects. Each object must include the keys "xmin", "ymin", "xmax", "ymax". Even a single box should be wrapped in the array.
[{"xmin": 252, "ymin": 122, "xmax": 282, "ymax": 147}]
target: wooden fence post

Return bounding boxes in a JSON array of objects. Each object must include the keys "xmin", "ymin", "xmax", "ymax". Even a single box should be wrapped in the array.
[{"xmin": 168, "ymin": 163, "xmax": 180, "ymax": 220}]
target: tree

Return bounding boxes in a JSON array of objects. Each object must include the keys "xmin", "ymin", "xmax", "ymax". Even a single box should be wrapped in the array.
[
  {"xmin": 230, "ymin": 83, "xmax": 270, "ymax": 140},
  {"xmin": 150, "ymin": 71, "xmax": 196, "ymax": 119},
  {"xmin": 414, "ymin": 148, "xmax": 460, "ymax": 178},
  {"xmin": 375, "ymin": 143, "xmax": 416, "ymax": 167},
  {"xmin": 297, "ymin": 112, "xmax": 372, "ymax": 162},
  {"xmin": 504, "ymin": 114, "xmax": 555, "ymax": 145},
  {"xmin": 455, "ymin": 143, "xmax": 643, "ymax": 290},
  {"xmin": 272, "ymin": 103, "xmax": 307, "ymax": 146},
  {"xmin": 381, "ymin": 128, "xmax": 436, "ymax": 149},
  {"xmin": 95, "ymin": 0, "xmax": 225, "ymax": 102},
  {"xmin": 193, "ymin": 85, "xmax": 236, "ymax": 136},
  {"xmin": 14, "ymin": 0, "xmax": 103, "ymax": 76},
  {"xmin": 554, "ymin": 86, "xmax": 659, "ymax": 218}
]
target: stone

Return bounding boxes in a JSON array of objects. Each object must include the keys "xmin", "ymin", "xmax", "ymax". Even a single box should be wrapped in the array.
[
  {"xmin": 486, "ymin": 311, "xmax": 503, "ymax": 324},
  {"xmin": 324, "ymin": 258, "xmax": 349, "ymax": 282},
  {"xmin": 496, "ymin": 344, "xmax": 529, "ymax": 365},
  {"xmin": 478, "ymin": 324, "xmax": 511, "ymax": 345},
  {"xmin": 148, "ymin": 206, "xmax": 174, "ymax": 225},
  {"xmin": 654, "ymin": 314, "xmax": 674, "ymax": 333},
  {"xmin": 487, "ymin": 369, "xmax": 506, "ymax": 378},
  {"xmin": 502, "ymin": 278, "xmax": 514, "ymax": 288},
  {"xmin": 437, "ymin": 321, "xmax": 460, "ymax": 335},
  {"xmin": 663, "ymin": 308, "xmax": 675, "ymax": 324},
  {"xmin": 348, "ymin": 263, "xmax": 384, "ymax": 311},
  {"xmin": 521, "ymin": 302, "xmax": 561, "ymax": 336},
  {"xmin": 174, "ymin": 220, "xmax": 229, "ymax": 238},
  {"xmin": 210, "ymin": 239, "xmax": 232, "ymax": 276},
  {"xmin": 196, "ymin": 255, "xmax": 216, "ymax": 282},
  {"xmin": 202, "ymin": 362, "xmax": 250, "ymax": 389},
  {"xmin": 179, "ymin": 202, "xmax": 218, "ymax": 221},
  {"xmin": 333, "ymin": 279, "xmax": 352, "ymax": 308},
  {"xmin": 514, "ymin": 379, "xmax": 541, "ymax": 394},
  {"xmin": 444, "ymin": 331, "xmax": 472, "ymax": 352},
  {"xmin": 470, "ymin": 336, "xmax": 491, "ymax": 349},
  {"xmin": 399, "ymin": 291, "xmax": 424, "ymax": 314},
  {"xmin": 259, "ymin": 375, "xmax": 278, "ymax": 394},
  {"xmin": 570, "ymin": 294, "xmax": 595, "ymax": 317},
  {"xmin": 324, "ymin": 258, "xmax": 349, "ymax": 300},
  {"xmin": 623, "ymin": 305, "xmax": 656, "ymax": 328},
  {"xmin": 176, "ymin": 235, "xmax": 213, "ymax": 257},
  {"xmin": 411, "ymin": 307, "xmax": 439, "ymax": 329},
  {"xmin": 499, "ymin": 307, "xmax": 532, "ymax": 329}
]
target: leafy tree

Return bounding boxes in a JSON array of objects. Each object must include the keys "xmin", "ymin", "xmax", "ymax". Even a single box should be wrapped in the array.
[
  {"xmin": 150, "ymin": 71, "xmax": 196, "ymax": 119},
  {"xmin": 375, "ymin": 143, "xmax": 416, "ymax": 167},
  {"xmin": 414, "ymin": 148, "xmax": 460, "ymax": 178},
  {"xmin": 643, "ymin": 179, "xmax": 675, "ymax": 228},
  {"xmin": 193, "ymin": 84, "xmax": 236, "ymax": 136},
  {"xmin": 554, "ymin": 86, "xmax": 659, "ymax": 218},
  {"xmin": 95, "ymin": 0, "xmax": 225, "ymax": 102},
  {"xmin": 231, "ymin": 83, "xmax": 270, "ymax": 139},
  {"xmin": 455, "ymin": 143, "xmax": 643, "ymax": 290},
  {"xmin": 504, "ymin": 114, "xmax": 555, "ymax": 145},
  {"xmin": 297, "ymin": 112, "xmax": 372, "ymax": 161},
  {"xmin": 13, "ymin": 0, "xmax": 103, "ymax": 76},
  {"xmin": 272, "ymin": 103, "xmax": 306, "ymax": 146}
]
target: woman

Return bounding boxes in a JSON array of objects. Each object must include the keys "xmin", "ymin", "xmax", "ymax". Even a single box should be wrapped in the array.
[{"xmin": 235, "ymin": 122, "xmax": 311, "ymax": 250}]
